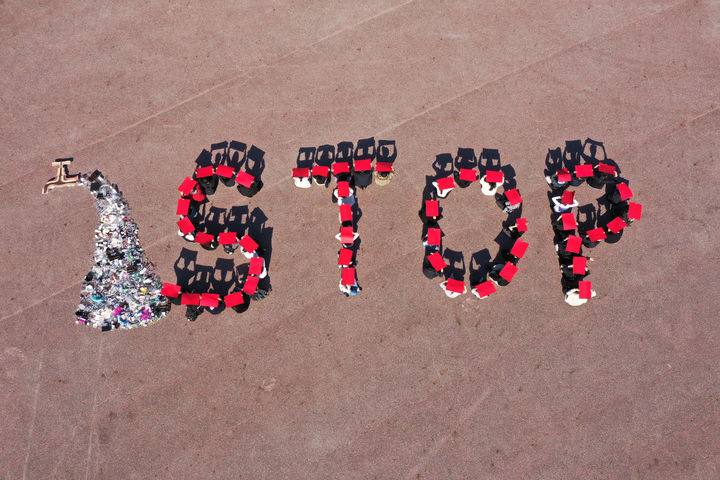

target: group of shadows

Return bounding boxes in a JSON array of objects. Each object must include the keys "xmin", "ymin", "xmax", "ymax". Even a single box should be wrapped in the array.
[
  {"xmin": 419, "ymin": 148, "xmax": 527, "ymax": 296},
  {"xmin": 293, "ymin": 137, "xmax": 397, "ymax": 296},
  {"xmin": 546, "ymin": 138, "xmax": 642, "ymax": 305},
  {"xmin": 171, "ymin": 141, "xmax": 274, "ymax": 320}
]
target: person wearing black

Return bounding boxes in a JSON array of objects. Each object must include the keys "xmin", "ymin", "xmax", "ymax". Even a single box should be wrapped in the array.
[
  {"xmin": 185, "ymin": 305, "xmax": 203, "ymax": 322},
  {"xmin": 418, "ymin": 204, "xmax": 443, "ymax": 226},
  {"xmin": 354, "ymin": 137, "xmax": 375, "ymax": 189},
  {"xmin": 551, "ymin": 213, "xmax": 575, "ymax": 235},
  {"xmin": 488, "ymin": 263, "xmax": 509, "ymax": 287},
  {"xmin": 609, "ymin": 201, "xmax": 635, "ymax": 225},
  {"xmin": 581, "ymin": 231, "xmax": 602, "ymax": 249},
  {"xmin": 495, "ymin": 191, "xmax": 521, "ymax": 214},
  {"xmin": 559, "ymin": 256, "xmax": 591, "ymax": 282},
  {"xmin": 237, "ymin": 176, "xmax": 263, "ymax": 197},
  {"xmin": 587, "ymin": 164, "xmax": 619, "ymax": 189},
  {"xmin": 195, "ymin": 171, "xmax": 218, "ymax": 195},
  {"xmin": 422, "ymin": 256, "xmax": 442, "ymax": 279},
  {"xmin": 555, "ymin": 236, "xmax": 581, "ymax": 261},
  {"xmin": 606, "ymin": 182, "xmax": 631, "ymax": 205},
  {"xmin": 231, "ymin": 292, "xmax": 251, "ymax": 313},
  {"xmin": 223, "ymin": 243, "xmax": 238, "ymax": 255},
  {"xmin": 201, "ymin": 235, "xmax": 219, "ymax": 251},
  {"xmin": 334, "ymin": 141, "xmax": 354, "ymax": 183},
  {"xmin": 501, "ymin": 219, "xmax": 527, "ymax": 239}
]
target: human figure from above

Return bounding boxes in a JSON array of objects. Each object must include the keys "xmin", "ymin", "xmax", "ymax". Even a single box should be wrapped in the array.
[
  {"xmin": 335, "ymin": 227, "xmax": 360, "ymax": 248},
  {"xmin": 470, "ymin": 280, "xmax": 496, "ymax": 300},
  {"xmin": 419, "ymin": 200, "xmax": 443, "ymax": 226},
  {"xmin": 440, "ymin": 279, "xmax": 467, "ymax": 298},
  {"xmin": 332, "ymin": 185, "xmax": 356, "ymax": 206},
  {"xmin": 200, "ymin": 235, "xmax": 219, "ymax": 251},
  {"xmin": 488, "ymin": 263, "xmax": 510, "ymax": 287},
  {"xmin": 375, "ymin": 140, "xmax": 397, "ymax": 186},
  {"xmin": 177, "ymin": 216, "xmax": 197, "ymax": 243},
  {"xmin": 422, "ymin": 256, "xmax": 442, "ymax": 279},
  {"xmin": 608, "ymin": 200, "xmax": 642, "ymax": 229},
  {"xmin": 374, "ymin": 168, "xmax": 394, "ymax": 186},
  {"xmin": 479, "ymin": 177, "xmax": 499, "ymax": 196},
  {"xmin": 586, "ymin": 163, "xmax": 619, "ymax": 189},
  {"xmin": 422, "ymin": 233, "xmax": 440, "ymax": 252},
  {"xmin": 431, "ymin": 177, "xmax": 454, "ymax": 198},
  {"xmin": 339, "ymin": 267, "xmax": 361, "ymax": 297},
  {"xmin": 551, "ymin": 212, "xmax": 577, "ymax": 234},
  {"xmin": 312, "ymin": 166, "xmax": 330, "ymax": 187},
  {"xmin": 496, "ymin": 189, "xmax": 522, "ymax": 214},
  {"xmin": 555, "ymin": 234, "xmax": 583, "ymax": 261},
  {"xmin": 185, "ymin": 305, "xmax": 203, "ymax": 322},
  {"xmin": 545, "ymin": 169, "xmax": 572, "ymax": 190},
  {"xmin": 226, "ymin": 291, "xmax": 250, "ymax": 314},
  {"xmin": 606, "ymin": 182, "xmax": 633, "ymax": 205},
  {"xmin": 551, "ymin": 190, "xmax": 579, "ymax": 213},
  {"xmin": 559, "ymin": 255, "xmax": 593, "ymax": 282},
  {"xmin": 479, "ymin": 169, "xmax": 503, "ymax": 196},
  {"xmin": 239, "ymin": 244, "xmax": 264, "ymax": 260},
  {"xmin": 339, "ymin": 281, "xmax": 361, "ymax": 297},
  {"xmin": 564, "ymin": 287, "xmax": 596, "ymax": 306},
  {"xmin": 195, "ymin": 168, "xmax": 218, "ymax": 195},
  {"xmin": 293, "ymin": 175, "xmax": 312, "ymax": 189},
  {"xmin": 236, "ymin": 172, "xmax": 263, "ymax": 198},
  {"xmin": 502, "ymin": 218, "xmax": 528, "ymax": 239}
]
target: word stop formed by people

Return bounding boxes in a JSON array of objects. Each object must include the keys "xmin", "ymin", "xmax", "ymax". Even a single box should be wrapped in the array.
[{"xmin": 44, "ymin": 137, "xmax": 642, "ymax": 330}]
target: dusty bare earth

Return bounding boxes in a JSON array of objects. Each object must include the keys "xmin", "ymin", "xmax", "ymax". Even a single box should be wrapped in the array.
[{"xmin": 2, "ymin": 1, "xmax": 719, "ymax": 478}]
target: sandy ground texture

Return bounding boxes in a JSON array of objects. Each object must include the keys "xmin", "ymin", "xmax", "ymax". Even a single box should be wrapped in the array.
[{"xmin": 2, "ymin": 1, "xmax": 720, "ymax": 478}]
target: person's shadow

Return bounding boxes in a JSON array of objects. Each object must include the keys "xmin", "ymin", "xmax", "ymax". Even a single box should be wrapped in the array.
[
  {"xmin": 354, "ymin": 136, "xmax": 375, "ymax": 189},
  {"xmin": 204, "ymin": 258, "xmax": 237, "ymax": 314},
  {"xmin": 226, "ymin": 205, "xmax": 250, "ymax": 237},
  {"xmin": 174, "ymin": 248, "xmax": 197, "ymax": 290},
  {"xmin": 336, "ymin": 141, "xmax": 354, "ymax": 169},
  {"xmin": 243, "ymin": 145, "xmax": 266, "ymax": 181},
  {"xmin": 203, "ymin": 206, "xmax": 227, "ymax": 236},
  {"xmin": 577, "ymin": 204, "xmax": 597, "ymax": 232},
  {"xmin": 431, "ymin": 153, "xmax": 454, "ymax": 178},
  {"xmin": 248, "ymin": 207, "xmax": 274, "ymax": 292},
  {"xmin": 480, "ymin": 148, "xmax": 501, "ymax": 171},
  {"xmin": 210, "ymin": 141, "xmax": 228, "ymax": 167},
  {"xmin": 227, "ymin": 140, "xmax": 246, "ymax": 170},
  {"xmin": 500, "ymin": 164, "xmax": 517, "ymax": 190},
  {"xmin": 296, "ymin": 146, "xmax": 316, "ymax": 169},
  {"xmin": 469, "ymin": 249, "xmax": 492, "ymax": 286},
  {"xmin": 442, "ymin": 248, "xmax": 466, "ymax": 281},
  {"xmin": 563, "ymin": 139, "xmax": 583, "ymax": 170},
  {"xmin": 316, "ymin": 144, "xmax": 335, "ymax": 166},
  {"xmin": 247, "ymin": 207, "xmax": 273, "ymax": 264},
  {"xmin": 544, "ymin": 147, "xmax": 562, "ymax": 177},
  {"xmin": 377, "ymin": 140, "xmax": 397, "ymax": 165},
  {"xmin": 582, "ymin": 137, "xmax": 608, "ymax": 163},
  {"xmin": 455, "ymin": 147, "xmax": 477, "ymax": 170},
  {"xmin": 195, "ymin": 148, "xmax": 212, "ymax": 169}
]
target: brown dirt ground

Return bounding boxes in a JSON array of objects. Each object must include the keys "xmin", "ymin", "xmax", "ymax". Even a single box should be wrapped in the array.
[{"xmin": 2, "ymin": 1, "xmax": 719, "ymax": 478}]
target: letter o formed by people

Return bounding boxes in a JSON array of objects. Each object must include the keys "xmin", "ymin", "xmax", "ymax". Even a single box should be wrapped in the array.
[
  {"xmin": 420, "ymin": 148, "xmax": 529, "ymax": 300},
  {"xmin": 162, "ymin": 140, "xmax": 272, "ymax": 321}
]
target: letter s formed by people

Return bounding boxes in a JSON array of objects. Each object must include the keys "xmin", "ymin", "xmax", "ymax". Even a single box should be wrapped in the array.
[{"xmin": 165, "ymin": 140, "xmax": 274, "ymax": 321}]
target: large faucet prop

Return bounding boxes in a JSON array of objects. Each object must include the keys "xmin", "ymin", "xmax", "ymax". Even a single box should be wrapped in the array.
[{"xmin": 42, "ymin": 158, "xmax": 80, "ymax": 194}]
